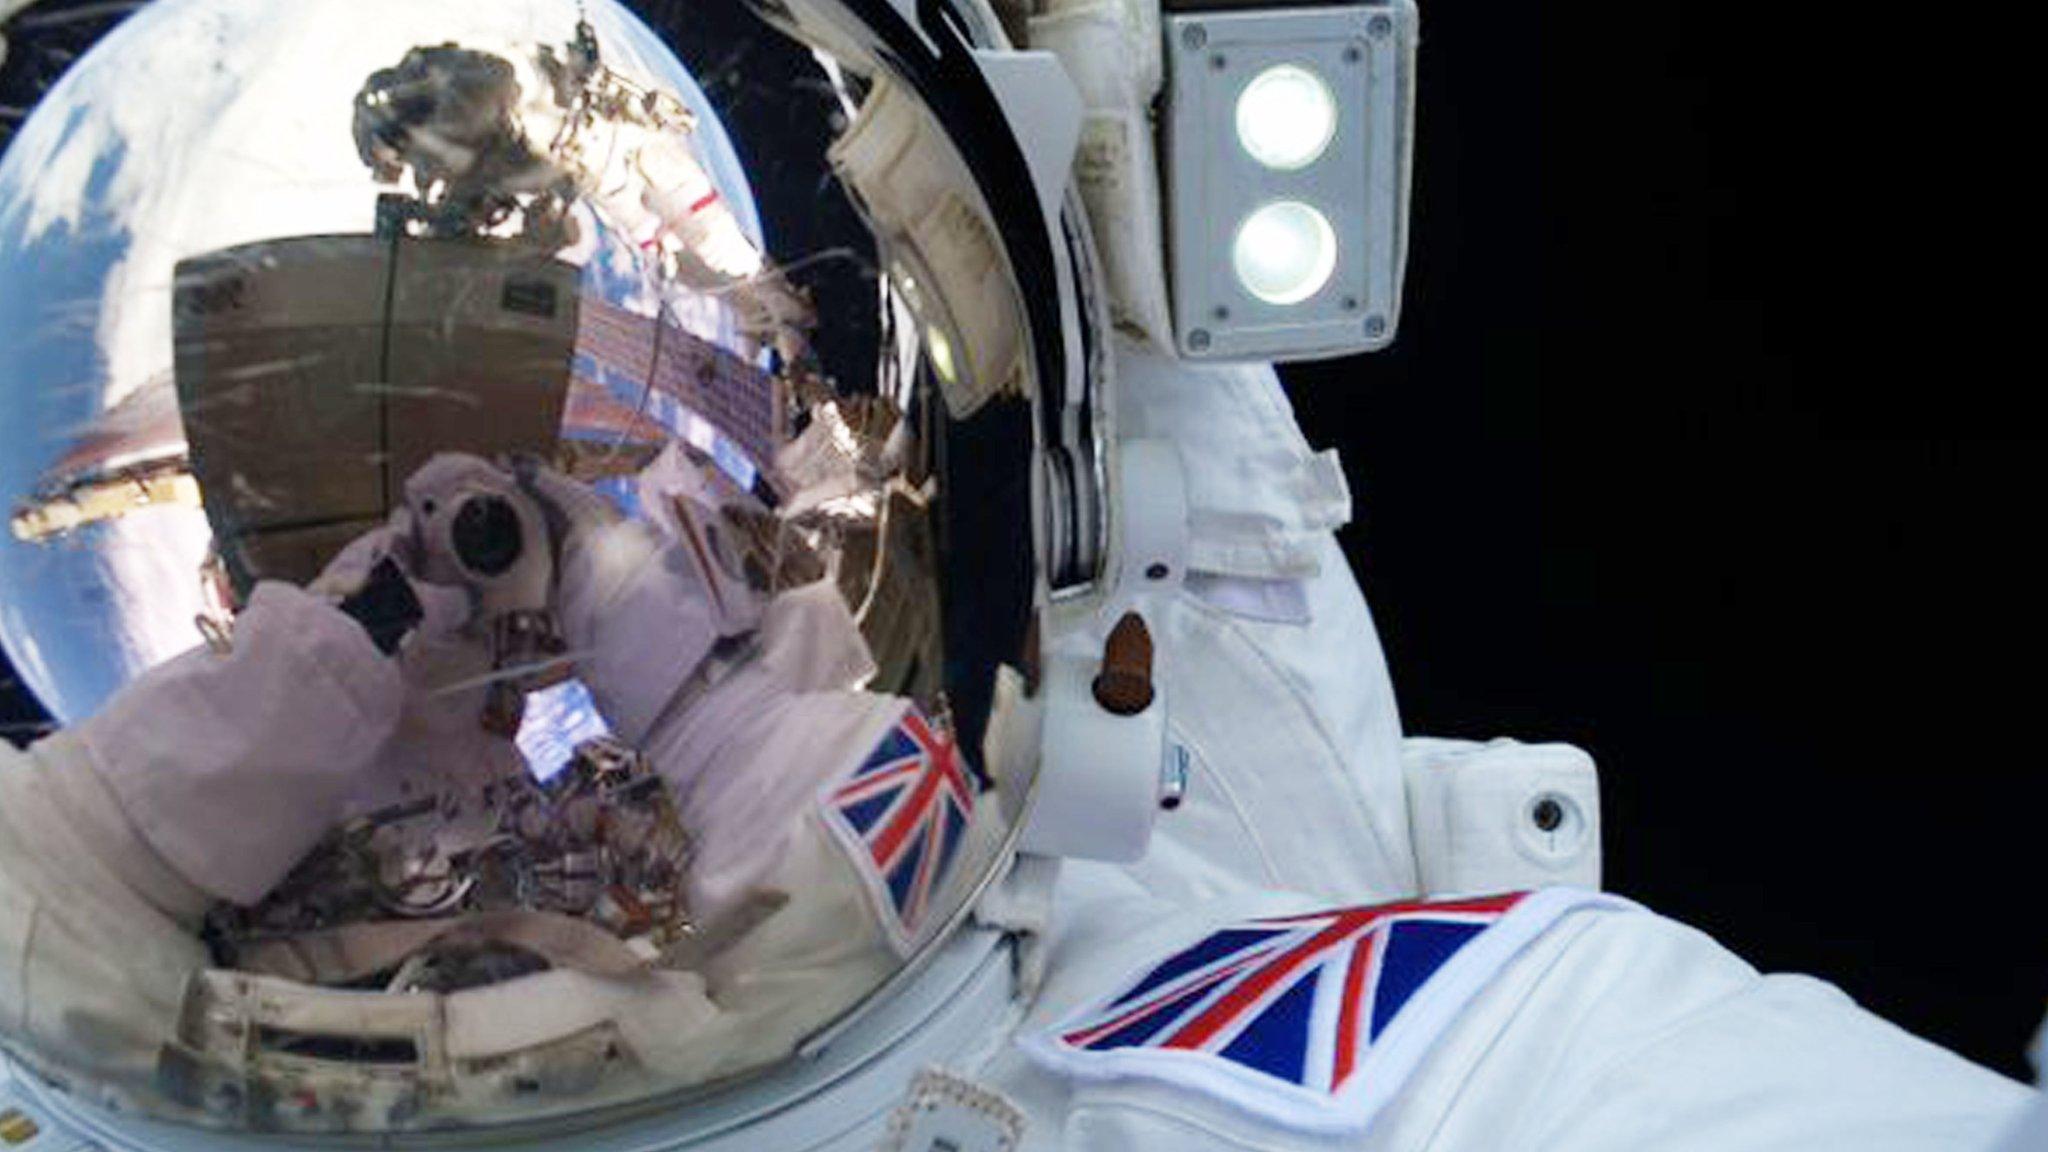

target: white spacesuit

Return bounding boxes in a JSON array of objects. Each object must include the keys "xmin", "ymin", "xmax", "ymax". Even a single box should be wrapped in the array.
[
  {"xmin": 0, "ymin": 0, "xmax": 2041, "ymax": 1148},
  {"xmin": 2, "ymin": 373, "xmax": 2033, "ymax": 1151}
]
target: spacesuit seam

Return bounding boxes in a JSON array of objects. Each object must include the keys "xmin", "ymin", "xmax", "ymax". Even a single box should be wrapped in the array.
[
  {"xmin": 1169, "ymin": 726, "xmax": 1287, "ymax": 888},
  {"xmin": 1186, "ymin": 595, "xmax": 1407, "ymax": 885},
  {"xmin": 1184, "ymin": 536, "xmax": 1325, "ymax": 582},
  {"xmin": 9, "ymin": 899, "xmax": 34, "ymax": 1037},
  {"xmin": 1066, "ymin": 1098, "xmax": 1300, "ymax": 1152}
]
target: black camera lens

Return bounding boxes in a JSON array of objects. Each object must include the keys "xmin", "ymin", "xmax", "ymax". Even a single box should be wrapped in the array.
[{"xmin": 452, "ymin": 494, "xmax": 524, "ymax": 578}]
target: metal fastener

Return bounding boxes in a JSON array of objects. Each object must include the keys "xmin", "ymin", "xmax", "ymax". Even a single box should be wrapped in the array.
[{"xmin": 1093, "ymin": 612, "xmax": 1156, "ymax": 716}]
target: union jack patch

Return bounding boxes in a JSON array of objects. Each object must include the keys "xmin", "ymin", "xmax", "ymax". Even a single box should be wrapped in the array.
[
  {"xmin": 1019, "ymin": 887, "xmax": 1625, "ymax": 1133},
  {"xmin": 821, "ymin": 704, "xmax": 977, "ymax": 953}
]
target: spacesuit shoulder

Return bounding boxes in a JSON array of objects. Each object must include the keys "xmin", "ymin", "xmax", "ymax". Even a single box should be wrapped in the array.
[
  {"xmin": 1013, "ymin": 887, "xmax": 1625, "ymax": 1137},
  {"xmin": 1004, "ymin": 891, "xmax": 2026, "ymax": 1150},
  {"xmin": 1418, "ymin": 899, "xmax": 2034, "ymax": 1152}
]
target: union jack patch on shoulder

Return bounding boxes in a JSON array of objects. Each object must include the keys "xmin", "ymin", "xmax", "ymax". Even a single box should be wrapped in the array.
[
  {"xmin": 820, "ymin": 703, "xmax": 977, "ymax": 954},
  {"xmin": 1018, "ymin": 887, "xmax": 1626, "ymax": 1133}
]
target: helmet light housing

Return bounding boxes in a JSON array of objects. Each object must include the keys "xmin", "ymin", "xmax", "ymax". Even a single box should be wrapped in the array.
[{"xmin": 1162, "ymin": 1, "xmax": 1416, "ymax": 361}]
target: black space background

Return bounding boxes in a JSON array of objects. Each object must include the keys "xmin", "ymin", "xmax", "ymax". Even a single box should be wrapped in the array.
[
  {"xmin": 1280, "ymin": 3, "xmax": 2043, "ymax": 1081},
  {"xmin": 5, "ymin": 2, "xmax": 2043, "ymax": 1081}
]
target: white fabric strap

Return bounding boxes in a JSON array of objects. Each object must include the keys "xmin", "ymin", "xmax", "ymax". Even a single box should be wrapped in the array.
[
  {"xmin": 1116, "ymin": 354, "xmax": 1354, "ymax": 584},
  {"xmin": 237, "ymin": 910, "xmax": 653, "ymax": 984}
]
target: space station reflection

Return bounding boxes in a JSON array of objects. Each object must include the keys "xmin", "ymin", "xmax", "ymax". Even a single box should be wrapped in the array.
[{"xmin": 0, "ymin": 0, "xmax": 1039, "ymax": 1131}]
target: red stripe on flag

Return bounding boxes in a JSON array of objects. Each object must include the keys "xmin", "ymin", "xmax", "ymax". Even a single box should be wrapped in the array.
[
  {"xmin": 1164, "ymin": 912, "xmax": 1380, "ymax": 1051},
  {"xmin": 1062, "ymin": 948, "xmax": 1281, "ymax": 1048},
  {"xmin": 871, "ymin": 752, "xmax": 943, "ymax": 866},
  {"xmin": 905, "ymin": 711, "xmax": 974, "ymax": 807},
  {"xmin": 832, "ymin": 757, "xmax": 925, "ymax": 803},
  {"xmin": 1332, "ymin": 934, "xmax": 1376, "ymax": 1090}
]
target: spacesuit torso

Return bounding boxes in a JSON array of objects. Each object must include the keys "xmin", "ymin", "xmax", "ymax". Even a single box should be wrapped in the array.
[{"xmin": 943, "ymin": 356, "xmax": 2028, "ymax": 1152}]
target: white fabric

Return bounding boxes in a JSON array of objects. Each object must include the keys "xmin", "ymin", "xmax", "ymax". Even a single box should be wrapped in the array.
[
  {"xmin": 0, "ymin": 729, "xmax": 211, "ymax": 1114},
  {"xmin": 1027, "ymin": 0, "xmax": 1173, "ymax": 346},
  {"xmin": 1404, "ymin": 737, "xmax": 1603, "ymax": 895},
  {"xmin": 970, "ymin": 870, "xmax": 2030, "ymax": 1151},
  {"xmin": 753, "ymin": 577, "xmax": 880, "ymax": 693},
  {"xmin": 1992, "ymin": 1093, "xmax": 2048, "ymax": 1152},
  {"xmin": 80, "ymin": 582, "xmax": 404, "ymax": 905},
  {"xmin": 620, "ymin": 660, "xmax": 899, "ymax": 940},
  {"xmin": 554, "ymin": 518, "xmax": 733, "ymax": 745},
  {"xmin": 1016, "ymin": 887, "xmax": 1628, "ymax": 1135},
  {"xmin": 1116, "ymin": 352, "xmax": 1353, "ymax": 584},
  {"xmin": 542, "ymin": 450, "xmax": 771, "ymax": 746},
  {"xmin": 1112, "ymin": 351, "xmax": 1415, "ymax": 904}
]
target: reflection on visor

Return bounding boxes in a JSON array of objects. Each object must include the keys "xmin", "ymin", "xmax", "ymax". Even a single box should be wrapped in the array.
[
  {"xmin": 0, "ymin": 0, "xmax": 1041, "ymax": 1136},
  {"xmin": 516, "ymin": 678, "xmax": 614, "ymax": 782}
]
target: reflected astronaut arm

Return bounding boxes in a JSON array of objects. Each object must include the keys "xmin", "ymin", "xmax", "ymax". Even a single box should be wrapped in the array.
[
  {"xmin": 0, "ymin": 734, "xmax": 208, "ymax": 1100},
  {"xmin": 443, "ymin": 464, "xmax": 909, "ymax": 1080},
  {"xmin": 533, "ymin": 459, "xmax": 908, "ymax": 951},
  {"xmin": 635, "ymin": 133, "xmax": 763, "ymax": 283},
  {"xmin": 0, "ymin": 582, "xmax": 404, "ymax": 1094},
  {"xmin": 571, "ymin": 601, "xmax": 909, "ymax": 1070},
  {"xmin": 75, "ymin": 582, "xmax": 407, "ymax": 907}
]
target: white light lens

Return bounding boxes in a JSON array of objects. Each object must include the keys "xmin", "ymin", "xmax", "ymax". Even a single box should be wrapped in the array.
[
  {"xmin": 1232, "ymin": 201, "xmax": 1338, "ymax": 305},
  {"xmin": 1235, "ymin": 65, "xmax": 1338, "ymax": 171}
]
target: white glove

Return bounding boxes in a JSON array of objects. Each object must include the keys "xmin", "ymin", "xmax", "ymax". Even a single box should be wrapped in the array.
[
  {"xmin": 306, "ymin": 513, "xmax": 474, "ymax": 650},
  {"xmin": 306, "ymin": 511, "xmax": 518, "ymax": 815}
]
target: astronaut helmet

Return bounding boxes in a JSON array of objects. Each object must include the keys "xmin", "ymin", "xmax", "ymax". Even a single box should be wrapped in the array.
[{"xmin": 0, "ymin": 0, "xmax": 1118, "ymax": 1135}]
